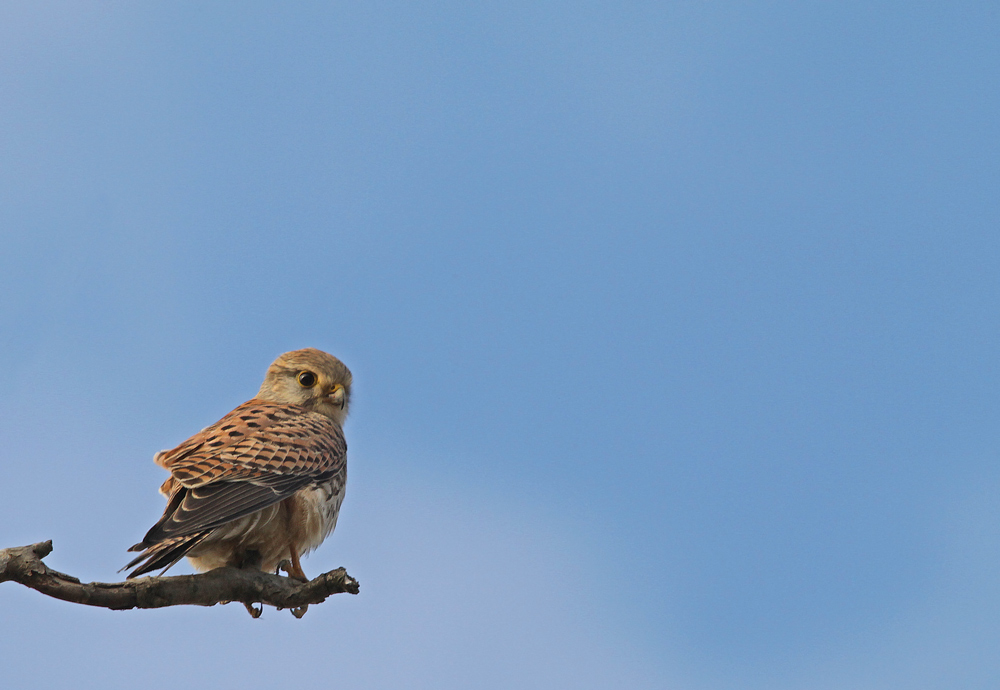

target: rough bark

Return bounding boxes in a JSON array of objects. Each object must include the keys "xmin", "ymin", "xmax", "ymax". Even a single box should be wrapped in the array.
[{"xmin": 0, "ymin": 540, "xmax": 358, "ymax": 618}]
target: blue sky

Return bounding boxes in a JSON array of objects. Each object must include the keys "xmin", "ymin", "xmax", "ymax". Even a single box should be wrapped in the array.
[{"xmin": 1, "ymin": 2, "xmax": 999, "ymax": 688}]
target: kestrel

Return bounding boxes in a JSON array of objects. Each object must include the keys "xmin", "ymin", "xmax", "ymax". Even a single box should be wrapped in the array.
[{"xmin": 124, "ymin": 348, "xmax": 351, "ymax": 592}]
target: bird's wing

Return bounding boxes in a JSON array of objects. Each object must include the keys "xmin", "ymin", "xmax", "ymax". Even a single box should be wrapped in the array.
[{"xmin": 139, "ymin": 400, "xmax": 346, "ymax": 545}]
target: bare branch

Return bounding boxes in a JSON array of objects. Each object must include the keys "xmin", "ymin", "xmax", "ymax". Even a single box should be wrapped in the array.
[{"xmin": 0, "ymin": 541, "xmax": 358, "ymax": 617}]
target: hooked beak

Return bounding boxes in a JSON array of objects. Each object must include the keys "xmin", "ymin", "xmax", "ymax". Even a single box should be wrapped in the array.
[{"xmin": 327, "ymin": 383, "xmax": 346, "ymax": 408}]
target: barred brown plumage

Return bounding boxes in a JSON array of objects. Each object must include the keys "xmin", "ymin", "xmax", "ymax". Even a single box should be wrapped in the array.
[{"xmin": 123, "ymin": 348, "xmax": 351, "ymax": 589}]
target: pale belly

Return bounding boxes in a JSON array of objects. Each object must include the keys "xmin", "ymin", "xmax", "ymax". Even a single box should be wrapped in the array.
[{"xmin": 185, "ymin": 475, "xmax": 346, "ymax": 574}]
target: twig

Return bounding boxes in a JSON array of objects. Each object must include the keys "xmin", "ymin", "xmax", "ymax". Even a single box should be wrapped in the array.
[{"xmin": 0, "ymin": 541, "xmax": 358, "ymax": 617}]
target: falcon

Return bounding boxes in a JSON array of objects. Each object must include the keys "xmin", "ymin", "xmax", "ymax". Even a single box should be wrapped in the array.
[{"xmin": 124, "ymin": 348, "xmax": 351, "ymax": 588}]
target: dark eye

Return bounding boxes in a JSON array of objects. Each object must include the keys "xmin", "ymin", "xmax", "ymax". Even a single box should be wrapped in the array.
[{"xmin": 297, "ymin": 371, "xmax": 317, "ymax": 387}]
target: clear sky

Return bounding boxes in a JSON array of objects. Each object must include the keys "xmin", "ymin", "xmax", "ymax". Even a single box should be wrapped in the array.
[{"xmin": 1, "ymin": 2, "xmax": 999, "ymax": 688}]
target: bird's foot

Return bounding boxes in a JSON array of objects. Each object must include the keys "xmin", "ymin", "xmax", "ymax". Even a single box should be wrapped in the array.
[
  {"xmin": 243, "ymin": 602, "xmax": 263, "ymax": 619},
  {"xmin": 290, "ymin": 604, "xmax": 309, "ymax": 619},
  {"xmin": 277, "ymin": 559, "xmax": 309, "ymax": 583}
]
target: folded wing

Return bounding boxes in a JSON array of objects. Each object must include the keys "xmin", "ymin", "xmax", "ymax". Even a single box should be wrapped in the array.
[{"xmin": 123, "ymin": 399, "xmax": 345, "ymax": 578}]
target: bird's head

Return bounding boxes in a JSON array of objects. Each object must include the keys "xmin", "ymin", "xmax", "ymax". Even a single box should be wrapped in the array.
[{"xmin": 258, "ymin": 348, "xmax": 353, "ymax": 425}]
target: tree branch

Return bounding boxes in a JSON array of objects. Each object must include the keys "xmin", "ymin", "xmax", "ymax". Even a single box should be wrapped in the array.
[{"xmin": 0, "ymin": 541, "xmax": 359, "ymax": 618}]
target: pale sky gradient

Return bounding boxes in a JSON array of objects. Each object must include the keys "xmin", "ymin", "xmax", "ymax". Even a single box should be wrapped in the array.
[{"xmin": 2, "ymin": 2, "xmax": 999, "ymax": 688}]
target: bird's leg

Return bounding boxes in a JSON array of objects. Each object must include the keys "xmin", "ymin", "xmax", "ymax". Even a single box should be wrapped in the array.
[
  {"xmin": 233, "ymin": 550, "xmax": 264, "ymax": 617},
  {"xmin": 281, "ymin": 545, "xmax": 310, "ymax": 618},
  {"xmin": 279, "ymin": 545, "xmax": 309, "ymax": 582},
  {"xmin": 276, "ymin": 558, "xmax": 301, "ymax": 580},
  {"xmin": 289, "ymin": 546, "xmax": 308, "ymax": 582}
]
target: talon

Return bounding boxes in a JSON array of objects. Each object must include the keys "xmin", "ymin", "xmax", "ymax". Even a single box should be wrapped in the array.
[
  {"xmin": 276, "ymin": 559, "xmax": 290, "ymax": 576},
  {"xmin": 291, "ymin": 605, "xmax": 308, "ymax": 618},
  {"xmin": 243, "ymin": 602, "xmax": 263, "ymax": 618}
]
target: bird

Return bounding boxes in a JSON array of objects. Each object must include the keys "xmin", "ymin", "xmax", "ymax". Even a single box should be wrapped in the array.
[{"xmin": 123, "ymin": 348, "xmax": 351, "ymax": 599}]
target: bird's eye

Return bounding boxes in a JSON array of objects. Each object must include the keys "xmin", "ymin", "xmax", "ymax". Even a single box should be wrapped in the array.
[{"xmin": 297, "ymin": 371, "xmax": 317, "ymax": 387}]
